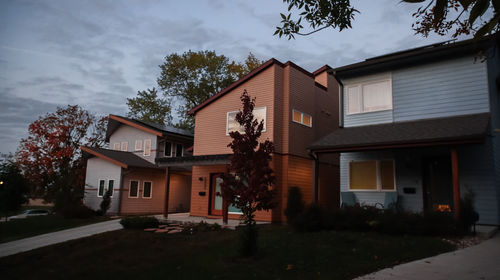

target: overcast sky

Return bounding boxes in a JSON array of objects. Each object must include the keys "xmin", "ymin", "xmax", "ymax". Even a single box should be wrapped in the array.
[{"xmin": 0, "ymin": 0, "xmax": 470, "ymax": 154}]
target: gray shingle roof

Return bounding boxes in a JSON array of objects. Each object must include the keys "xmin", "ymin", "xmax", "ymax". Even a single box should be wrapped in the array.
[{"xmin": 82, "ymin": 146, "xmax": 159, "ymax": 169}]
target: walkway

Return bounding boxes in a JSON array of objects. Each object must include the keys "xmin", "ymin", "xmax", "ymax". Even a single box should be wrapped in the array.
[
  {"xmin": 355, "ymin": 232, "xmax": 500, "ymax": 280},
  {"xmin": 0, "ymin": 219, "xmax": 122, "ymax": 258}
]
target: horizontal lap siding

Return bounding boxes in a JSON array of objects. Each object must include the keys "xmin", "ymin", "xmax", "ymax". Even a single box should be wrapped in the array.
[
  {"xmin": 120, "ymin": 168, "xmax": 166, "ymax": 215},
  {"xmin": 318, "ymin": 162, "xmax": 340, "ymax": 210},
  {"xmin": 168, "ymin": 174, "xmax": 191, "ymax": 213},
  {"xmin": 84, "ymin": 158, "xmax": 121, "ymax": 213},
  {"xmin": 393, "ymin": 56, "xmax": 489, "ymax": 121},
  {"xmin": 286, "ymin": 155, "xmax": 314, "ymax": 205}
]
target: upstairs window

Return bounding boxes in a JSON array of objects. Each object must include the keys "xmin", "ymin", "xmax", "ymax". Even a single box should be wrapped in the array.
[
  {"xmin": 144, "ymin": 139, "xmax": 151, "ymax": 156},
  {"xmin": 135, "ymin": 140, "xmax": 142, "ymax": 151},
  {"xmin": 292, "ymin": 109, "xmax": 312, "ymax": 127},
  {"xmin": 346, "ymin": 76, "xmax": 392, "ymax": 115},
  {"xmin": 176, "ymin": 144, "xmax": 183, "ymax": 157},
  {"xmin": 113, "ymin": 143, "xmax": 120, "ymax": 150},
  {"xmin": 121, "ymin": 142, "xmax": 128, "ymax": 151},
  {"xmin": 164, "ymin": 142, "xmax": 172, "ymax": 157},
  {"xmin": 227, "ymin": 107, "xmax": 266, "ymax": 135}
]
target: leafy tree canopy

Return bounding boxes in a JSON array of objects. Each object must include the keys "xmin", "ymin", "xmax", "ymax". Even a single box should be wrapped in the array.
[
  {"xmin": 157, "ymin": 51, "xmax": 264, "ymax": 130},
  {"xmin": 275, "ymin": 0, "xmax": 499, "ymax": 39},
  {"xmin": 126, "ymin": 87, "xmax": 172, "ymax": 126},
  {"xmin": 0, "ymin": 155, "xmax": 29, "ymax": 218}
]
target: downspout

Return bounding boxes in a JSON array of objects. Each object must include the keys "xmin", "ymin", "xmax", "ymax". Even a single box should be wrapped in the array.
[
  {"xmin": 309, "ymin": 150, "xmax": 319, "ymax": 204},
  {"xmin": 329, "ymin": 70, "xmax": 344, "ymax": 128}
]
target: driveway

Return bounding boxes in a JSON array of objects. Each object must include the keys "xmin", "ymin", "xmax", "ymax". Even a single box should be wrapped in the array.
[
  {"xmin": 0, "ymin": 219, "xmax": 122, "ymax": 258},
  {"xmin": 355, "ymin": 233, "xmax": 500, "ymax": 280}
]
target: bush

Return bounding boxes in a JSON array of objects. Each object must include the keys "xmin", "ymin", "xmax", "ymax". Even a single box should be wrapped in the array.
[
  {"xmin": 293, "ymin": 203, "xmax": 323, "ymax": 232},
  {"xmin": 60, "ymin": 204, "xmax": 96, "ymax": 219},
  {"xmin": 98, "ymin": 189, "xmax": 112, "ymax": 216},
  {"xmin": 120, "ymin": 216, "xmax": 159, "ymax": 229},
  {"xmin": 460, "ymin": 191, "xmax": 479, "ymax": 234},
  {"xmin": 182, "ymin": 221, "xmax": 222, "ymax": 234},
  {"xmin": 284, "ymin": 186, "xmax": 304, "ymax": 226}
]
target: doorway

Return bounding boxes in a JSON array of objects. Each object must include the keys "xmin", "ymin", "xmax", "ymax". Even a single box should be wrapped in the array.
[{"xmin": 422, "ymin": 156, "xmax": 454, "ymax": 213}]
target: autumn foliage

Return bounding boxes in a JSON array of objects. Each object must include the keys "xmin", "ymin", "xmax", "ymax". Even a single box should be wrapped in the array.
[{"xmin": 16, "ymin": 105, "xmax": 107, "ymax": 205}]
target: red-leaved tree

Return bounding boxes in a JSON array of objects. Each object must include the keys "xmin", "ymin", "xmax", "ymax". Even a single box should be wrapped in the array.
[
  {"xmin": 220, "ymin": 90, "xmax": 275, "ymax": 256},
  {"xmin": 16, "ymin": 105, "xmax": 107, "ymax": 208}
]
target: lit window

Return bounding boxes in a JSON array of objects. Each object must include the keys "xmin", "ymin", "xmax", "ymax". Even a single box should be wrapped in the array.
[
  {"xmin": 227, "ymin": 107, "xmax": 266, "ymax": 135},
  {"xmin": 144, "ymin": 139, "xmax": 151, "ymax": 156},
  {"xmin": 98, "ymin": 179, "xmax": 105, "ymax": 197},
  {"xmin": 164, "ymin": 142, "xmax": 172, "ymax": 157},
  {"xmin": 292, "ymin": 109, "xmax": 312, "ymax": 127},
  {"xmin": 349, "ymin": 160, "xmax": 395, "ymax": 191},
  {"xmin": 346, "ymin": 76, "xmax": 392, "ymax": 115},
  {"xmin": 113, "ymin": 143, "xmax": 120, "ymax": 150},
  {"xmin": 143, "ymin": 181, "xmax": 152, "ymax": 198},
  {"xmin": 129, "ymin": 180, "xmax": 139, "ymax": 198},
  {"xmin": 107, "ymin": 180, "xmax": 114, "ymax": 197},
  {"xmin": 121, "ymin": 142, "xmax": 128, "ymax": 151},
  {"xmin": 135, "ymin": 140, "xmax": 142, "ymax": 151}
]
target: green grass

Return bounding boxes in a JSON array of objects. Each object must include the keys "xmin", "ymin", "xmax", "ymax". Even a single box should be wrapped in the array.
[
  {"xmin": 0, "ymin": 225, "xmax": 456, "ymax": 280},
  {"xmin": 0, "ymin": 215, "xmax": 109, "ymax": 243}
]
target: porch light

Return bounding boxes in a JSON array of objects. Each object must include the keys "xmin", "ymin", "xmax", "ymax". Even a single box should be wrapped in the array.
[{"xmin": 436, "ymin": 204, "xmax": 451, "ymax": 212}]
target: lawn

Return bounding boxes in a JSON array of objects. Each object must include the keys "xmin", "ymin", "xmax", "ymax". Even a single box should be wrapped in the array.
[
  {"xmin": 0, "ymin": 215, "xmax": 109, "ymax": 243},
  {"xmin": 0, "ymin": 225, "xmax": 456, "ymax": 280}
]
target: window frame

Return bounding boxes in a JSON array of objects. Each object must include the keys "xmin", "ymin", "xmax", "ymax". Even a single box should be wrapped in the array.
[
  {"xmin": 97, "ymin": 179, "xmax": 106, "ymax": 197},
  {"xmin": 164, "ymin": 141, "xmax": 172, "ymax": 157},
  {"xmin": 142, "ymin": 181, "xmax": 153, "ymax": 199},
  {"xmin": 107, "ymin": 179, "xmax": 114, "ymax": 198},
  {"xmin": 175, "ymin": 143, "xmax": 183, "ymax": 157},
  {"xmin": 226, "ymin": 106, "xmax": 267, "ymax": 135},
  {"xmin": 292, "ymin": 109, "xmax": 313, "ymax": 127},
  {"xmin": 345, "ymin": 74, "xmax": 393, "ymax": 115},
  {"xmin": 128, "ymin": 180, "xmax": 140, "ymax": 198},
  {"xmin": 121, "ymin": 142, "xmax": 128, "ymax": 151},
  {"xmin": 135, "ymin": 140, "xmax": 143, "ymax": 151},
  {"xmin": 113, "ymin": 143, "xmax": 120, "ymax": 150},
  {"xmin": 348, "ymin": 159, "xmax": 396, "ymax": 192},
  {"xmin": 143, "ymin": 139, "xmax": 151, "ymax": 156}
]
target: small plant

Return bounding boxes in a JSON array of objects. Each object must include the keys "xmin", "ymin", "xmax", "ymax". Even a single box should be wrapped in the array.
[
  {"xmin": 120, "ymin": 216, "xmax": 159, "ymax": 229},
  {"xmin": 460, "ymin": 190, "xmax": 479, "ymax": 234},
  {"xmin": 284, "ymin": 186, "xmax": 304, "ymax": 226},
  {"xmin": 293, "ymin": 203, "xmax": 323, "ymax": 232},
  {"xmin": 97, "ymin": 188, "xmax": 112, "ymax": 216}
]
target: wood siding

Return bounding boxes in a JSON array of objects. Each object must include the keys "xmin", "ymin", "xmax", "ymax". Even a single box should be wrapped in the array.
[
  {"xmin": 109, "ymin": 125, "xmax": 158, "ymax": 163},
  {"xmin": 120, "ymin": 168, "xmax": 166, "ymax": 215},
  {"xmin": 83, "ymin": 157, "xmax": 122, "ymax": 213},
  {"xmin": 168, "ymin": 174, "xmax": 191, "ymax": 213}
]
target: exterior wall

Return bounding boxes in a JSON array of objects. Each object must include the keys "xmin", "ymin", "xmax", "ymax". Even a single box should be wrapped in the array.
[
  {"xmin": 168, "ymin": 174, "xmax": 191, "ymax": 212},
  {"xmin": 315, "ymin": 71, "xmax": 328, "ymax": 88},
  {"xmin": 157, "ymin": 136, "xmax": 193, "ymax": 159},
  {"xmin": 120, "ymin": 168, "xmax": 166, "ymax": 215},
  {"xmin": 318, "ymin": 159, "xmax": 340, "ymax": 210},
  {"xmin": 193, "ymin": 65, "xmax": 277, "ymax": 156},
  {"xmin": 83, "ymin": 157, "xmax": 121, "ymax": 213},
  {"xmin": 393, "ymin": 56, "xmax": 489, "ymax": 121},
  {"xmin": 109, "ymin": 125, "xmax": 158, "ymax": 163}
]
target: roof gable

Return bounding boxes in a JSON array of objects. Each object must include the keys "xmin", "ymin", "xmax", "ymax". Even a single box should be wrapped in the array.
[{"xmin": 106, "ymin": 115, "xmax": 193, "ymax": 141}]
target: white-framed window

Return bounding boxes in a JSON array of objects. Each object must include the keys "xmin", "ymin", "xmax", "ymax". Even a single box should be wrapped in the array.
[
  {"xmin": 107, "ymin": 180, "xmax": 114, "ymax": 197},
  {"xmin": 292, "ymin": 109, "xmax": 312, "ymax": 127},
  {"xmin": 135, "ymin": 140, "xmax": 143, "ymax": 151},
  {"xmin": 175, "ymin": 144, "xmax": 183, "ymax": 157},
  {"xmin": 144, "ymin": 139, "xmax": 151, "ymax": 156},
  {"xmin": 346, "ymin": 75, "xmax": 392, "ymax": 115},
  {"xmin": 143, "ymin": 181, "xmax": 152, "ymax": 198},
  {"xmin": 113, "ymin": 143, "xmax": 120, "ymax": 150},
  {"xmin": 349, "ymin": 160, "xmax": 396, "ymax": 191},
  {"xmin": 226, "ymin": 107, "xmax": 266, "ymax": 135},
  {"xmin": 97, "ymin": 179, "xmax": 106, "ymax": 197},
  {"xmin": 121, "ymin": 142, "xmax": 128, "ymax": 151},
  {"xmin": 129, "ymin": 180, "xmax": 139, "ymax": 198},
  {"xmin": 164, "ymin": 141, "xmax": 172, "ymax": 157}
]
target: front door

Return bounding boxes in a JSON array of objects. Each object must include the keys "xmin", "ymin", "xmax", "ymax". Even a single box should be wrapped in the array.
[
  {"xmin": 423, "ymin": 157, "xmax": 454, "ymax": 213},
  {"xmin": 210, "ymin": 173, "xmax": 224, "ymax": 215}
]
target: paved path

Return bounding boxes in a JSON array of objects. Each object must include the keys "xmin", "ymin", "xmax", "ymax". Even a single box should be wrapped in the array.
[
  {"xmin": 355, "ymin": 233, "xmax": 500, "ymax": 280},
  {"xmin": 0, "ymin": 219, "xmax": 122, "ymax": 258}
]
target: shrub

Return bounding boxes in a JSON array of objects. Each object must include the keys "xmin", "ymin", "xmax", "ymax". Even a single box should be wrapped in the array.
[
  {"xmin": 60, "ymin": 204, "xmax": 96, "ymax": 219},
  {"xmin": 284, "ymin": 186, "xmax": 304, "ymax": 226},
  {"xmin": 323, "ymin": 205, "xmax": 380, "ymax": 231},
  {"xmin": 98, "ymin": 189, "xmax": 112, "ymax": 216},
  {"xmin": 293, "ymin": 203, "xmax": 323, "ymax": 232},
  {"xmin": 120, "ymin": 216, "xmax": 159, "ymax": 229},
  {"xmin": 182, "ymin": 221, "xmax": 222, "ymax": 234},
  {"xmin": 460, "ymin": 190, "xmax": 479, "ymax": 234}
]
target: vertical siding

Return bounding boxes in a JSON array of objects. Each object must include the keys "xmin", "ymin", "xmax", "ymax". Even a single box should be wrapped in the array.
[
  {"xmin": 83, "ymin": 157, "xmax": 121, "ymax": 213},
  {"xmin": 109, "ymin": 125, "xmax": 158, "ymax": 163},
  {"xmin": 393, "ymin": 56, "xmax": 489, "ymax": 121}
]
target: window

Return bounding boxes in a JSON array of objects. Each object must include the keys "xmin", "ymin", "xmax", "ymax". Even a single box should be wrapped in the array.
[
  {"xmin": 346, "ymin": 76, "xmax": 392, "ymax": 115},
  {"xmin": 143, "ymin": 181, "xmax": 152, "ymax": 198},
  {"xmin": 349, "ymin": 160, "xmax": 395, "ymax": 191},
  {"xmin": 98, "ymin": 179, "xmax": 105, "ymax": 197},
  {"xmin": 129, "ymin": 180, "xmax": 139, "ymax": 198},
  {"xmin": 121, "ymin": 142, "xmax": 128, "ymax": 151},
  {"xmin": 135, "ymin": 140, "xmax": 142, "ymax": 151},
  {"xmin": 176, "ymin": 144, "xmax": 183, "ymax": 157},
  {"xmin": 292, "ymin": 109, "xmax": 312, "ymax": 127},
  {"xmin": 144, "ymin": 139, "xmax": 151, "ymax": 156},
  {"xmin": 113, "ymin": 143, "xmax": 120, "ymax": 150},
  {"xmin": 164, "ymin": 142, "xmax": 172, "ymax": 157},
  {"xmin": 226, "ymin": 107, "xmax": 266, "ymax": 135},
  {"xmin": 107, "ymin": 180, "xmax": 114, "ymax": 197}
]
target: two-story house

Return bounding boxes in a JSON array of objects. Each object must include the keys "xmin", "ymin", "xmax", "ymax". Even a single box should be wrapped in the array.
[
  {"xmin": 82, "ymin": 114, "xmax": 194, "ymax": 215},
  {"xmin": 157, "ymin": 59, "xmax": 340, "ymax": 222},
  {"xmin": 310, "ymin": 36, "xmax": 500, "ymax": 225}
]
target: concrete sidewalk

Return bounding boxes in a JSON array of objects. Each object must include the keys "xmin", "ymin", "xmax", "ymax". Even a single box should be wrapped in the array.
[
  {"xmin": 355, "ymin": 233, "xmax": 500, "ymax": 280},
  {"xmin": 0, "ymin": 219, "xmax": 122, "ymax": 258}
]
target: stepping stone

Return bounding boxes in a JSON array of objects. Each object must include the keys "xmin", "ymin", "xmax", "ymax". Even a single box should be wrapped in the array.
[
  {"xmin": 168, "ymin": 229, "xmax": 182, "ymax": 234},
  {"xmin": 158, "ymin": 225, "xmax": 168, "ymax": 229},
  {"xmin": 155, "ymin": 229, "xmax": 170, "ymax": 233},
  {"xmin": 144, "ymin": 228, "xmax": 157, "ymax": 232}
]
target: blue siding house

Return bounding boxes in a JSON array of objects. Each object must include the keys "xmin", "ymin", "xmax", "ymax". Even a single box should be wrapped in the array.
[{"xmin": 310, "ymin": 36, "xmax": 500, "ymax": 225}]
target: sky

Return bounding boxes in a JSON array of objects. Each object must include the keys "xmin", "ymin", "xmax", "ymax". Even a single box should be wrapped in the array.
[{"xmin": 0, "ymin": 0, "xmax": 471, "ymax": 155}]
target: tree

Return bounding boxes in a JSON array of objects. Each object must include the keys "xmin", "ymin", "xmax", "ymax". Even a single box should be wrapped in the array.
[
  {"xmin": 275, "ymin": 0, "xmax": 499, "ymax": 39},
  {"xmin": 157, "ymin": 51, "xmax": 264, "ymax": 130},
  {"xmin": 220, "ymin": 90, "xmax": 275, "ymax": 256},
  {"xmin": 0, "ymin": 156, "xmax": 29, "ymax": 219},
  {"xmin": 16, "ymin": 105, "xmax": 106, "ymax": 207},
  {"xmin": 126, "ymin": 87, "xmax": 172, "ymax": 125}
]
